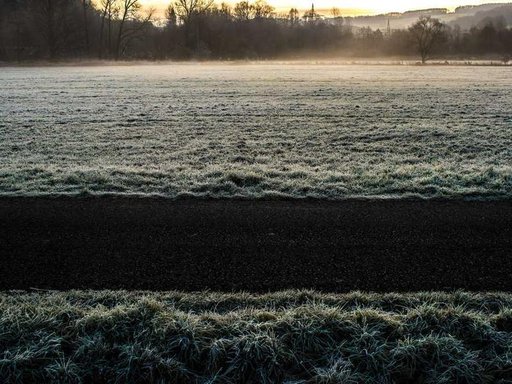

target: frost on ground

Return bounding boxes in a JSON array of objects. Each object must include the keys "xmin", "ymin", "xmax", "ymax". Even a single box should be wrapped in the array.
[
  {"xmin": 3, "ymin": 290, "xmax": 512, "ymax": 382},
  {"xmin": 1, "ymin": 64, "xmax": 511, "ymax": 199}
]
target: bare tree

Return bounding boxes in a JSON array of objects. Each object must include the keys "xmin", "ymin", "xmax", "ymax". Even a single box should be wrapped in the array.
[
  {"xmin": 27, "ymin": 0, "xmax": 75, "ymax": 59},
  {"xmin": 174, "ymin": 0, "xmax": 214, "ymax": 24},
  {"xmin": 81, "ymin": 0, "xmax": 90, "ymax": 54},
  {"xmin": 98, "ymin": 0, "xmax": 116, "ymax": 58},
  {"xmin": 115, "ymin": 0, "xmax": 139, "ymax": 59},
  {"xmin": 2, "ymin": 1, "xmax": 25, "ymax": 61},
  {"xmin": 165, "ymin": 4, "xmax": 177, "ymax": 27},
  {"xmin": 288, "ymin": 8, "xmax": 299, "ymax": 25},
  {"xmin": 174, "ymin": 0, "xmax": 213, "ymax": 50},
  {"xmin": 251, "ymin": 0, "xmax": 273, "ymax": 19},
  {"xmin": 219, "ymin": 2, "xmax": 231, "ymax": 17},
  {"xmin": 330, "ymin": 7, "xmax": 344, "ymax": 28},
  {"xmin": 115, "ymin": 0, "xmax": 153, "ymax": 59},
  {"xmin": 234, "ymin": 1, "xmax": 250, "ymax": 21},
  {"xmin": 409, "ymin": 16, "xmax": 445, "ymax": 63},
  {"xmin": 233, "ymin": 1, "xmax": 272, "ymax": 21},
  {"xmin": 0, "ymin": 0, "xmax": 5, "ymax": 59}
]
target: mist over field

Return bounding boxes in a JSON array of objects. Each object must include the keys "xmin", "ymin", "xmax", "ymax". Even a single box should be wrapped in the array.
[{"xmin": 1, "ymin": 63, "xmax": 511, "ymax": 199}]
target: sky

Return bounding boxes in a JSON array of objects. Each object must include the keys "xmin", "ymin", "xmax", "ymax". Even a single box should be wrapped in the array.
[{"xmin": 140, "ymin": 0, "xmax": 511, "ymax": 14}]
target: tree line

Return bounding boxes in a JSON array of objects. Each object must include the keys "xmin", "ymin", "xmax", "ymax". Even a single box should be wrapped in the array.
[{"xmin": 0, "ymin": 0, "xmax": 511, "ymax": 62}]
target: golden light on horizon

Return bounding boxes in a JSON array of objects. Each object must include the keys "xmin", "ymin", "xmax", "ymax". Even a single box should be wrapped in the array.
[{"xmin": 139, "ymin": 0, "xmax": 511, "ymax": 14}]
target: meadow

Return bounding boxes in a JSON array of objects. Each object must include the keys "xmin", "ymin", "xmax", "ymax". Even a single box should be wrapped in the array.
[
  {"xmin": 1, "ymin": 63, "xmax": 511, "ymax": 199},
  {"xmin": 2, "ymin": 290, "xmax": 512, "ymax": 383}
]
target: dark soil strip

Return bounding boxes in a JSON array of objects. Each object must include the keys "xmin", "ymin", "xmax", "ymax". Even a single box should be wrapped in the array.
[{"xmin": 1, "ymin": 198, "xmax": 511, "ymax": 291}]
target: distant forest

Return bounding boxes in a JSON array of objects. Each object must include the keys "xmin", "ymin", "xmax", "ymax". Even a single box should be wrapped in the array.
[{"xmin": 0, "ymin": 0, "xmax": 511, "ymax": 62}]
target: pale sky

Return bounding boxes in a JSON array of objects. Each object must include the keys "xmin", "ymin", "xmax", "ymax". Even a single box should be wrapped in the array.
[{"xmin": 140, "ymin": 0, "xmax": 510, "ymax": 14}]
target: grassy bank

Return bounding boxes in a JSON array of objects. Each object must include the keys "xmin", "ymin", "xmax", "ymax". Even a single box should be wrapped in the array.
[{"xmin": 2, "ymin": 290, "xmax": 512, "ymax": 383}]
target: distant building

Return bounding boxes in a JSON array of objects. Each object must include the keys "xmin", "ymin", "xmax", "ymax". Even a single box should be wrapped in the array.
[{"xmin": 303, "ymin": 4, "xmax": 322, "ymax": 22}]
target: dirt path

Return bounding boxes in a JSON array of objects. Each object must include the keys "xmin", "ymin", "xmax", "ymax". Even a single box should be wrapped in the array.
[{"xmin": 1, "ymin": 198, "xmax": 511, "ymax": 291}]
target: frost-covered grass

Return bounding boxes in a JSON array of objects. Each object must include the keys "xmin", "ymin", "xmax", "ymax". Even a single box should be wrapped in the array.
[
  {"xmin": 1, "ymin": 64, "xmax": 511, "ymax": 199},
  {"xmin": 2, "ymin": 290, "xmax": 512, "ymax": 383}
]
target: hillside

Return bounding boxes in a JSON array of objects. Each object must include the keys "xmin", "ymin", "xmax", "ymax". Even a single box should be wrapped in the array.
[{"xmin": 345, "ymin": 2, "xmax": 512, "ymax": 30}]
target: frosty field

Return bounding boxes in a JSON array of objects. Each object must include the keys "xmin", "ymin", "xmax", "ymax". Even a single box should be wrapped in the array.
[{"xmin": 1, "ymin": 63, "xmax": 511, "ymax": 199}]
